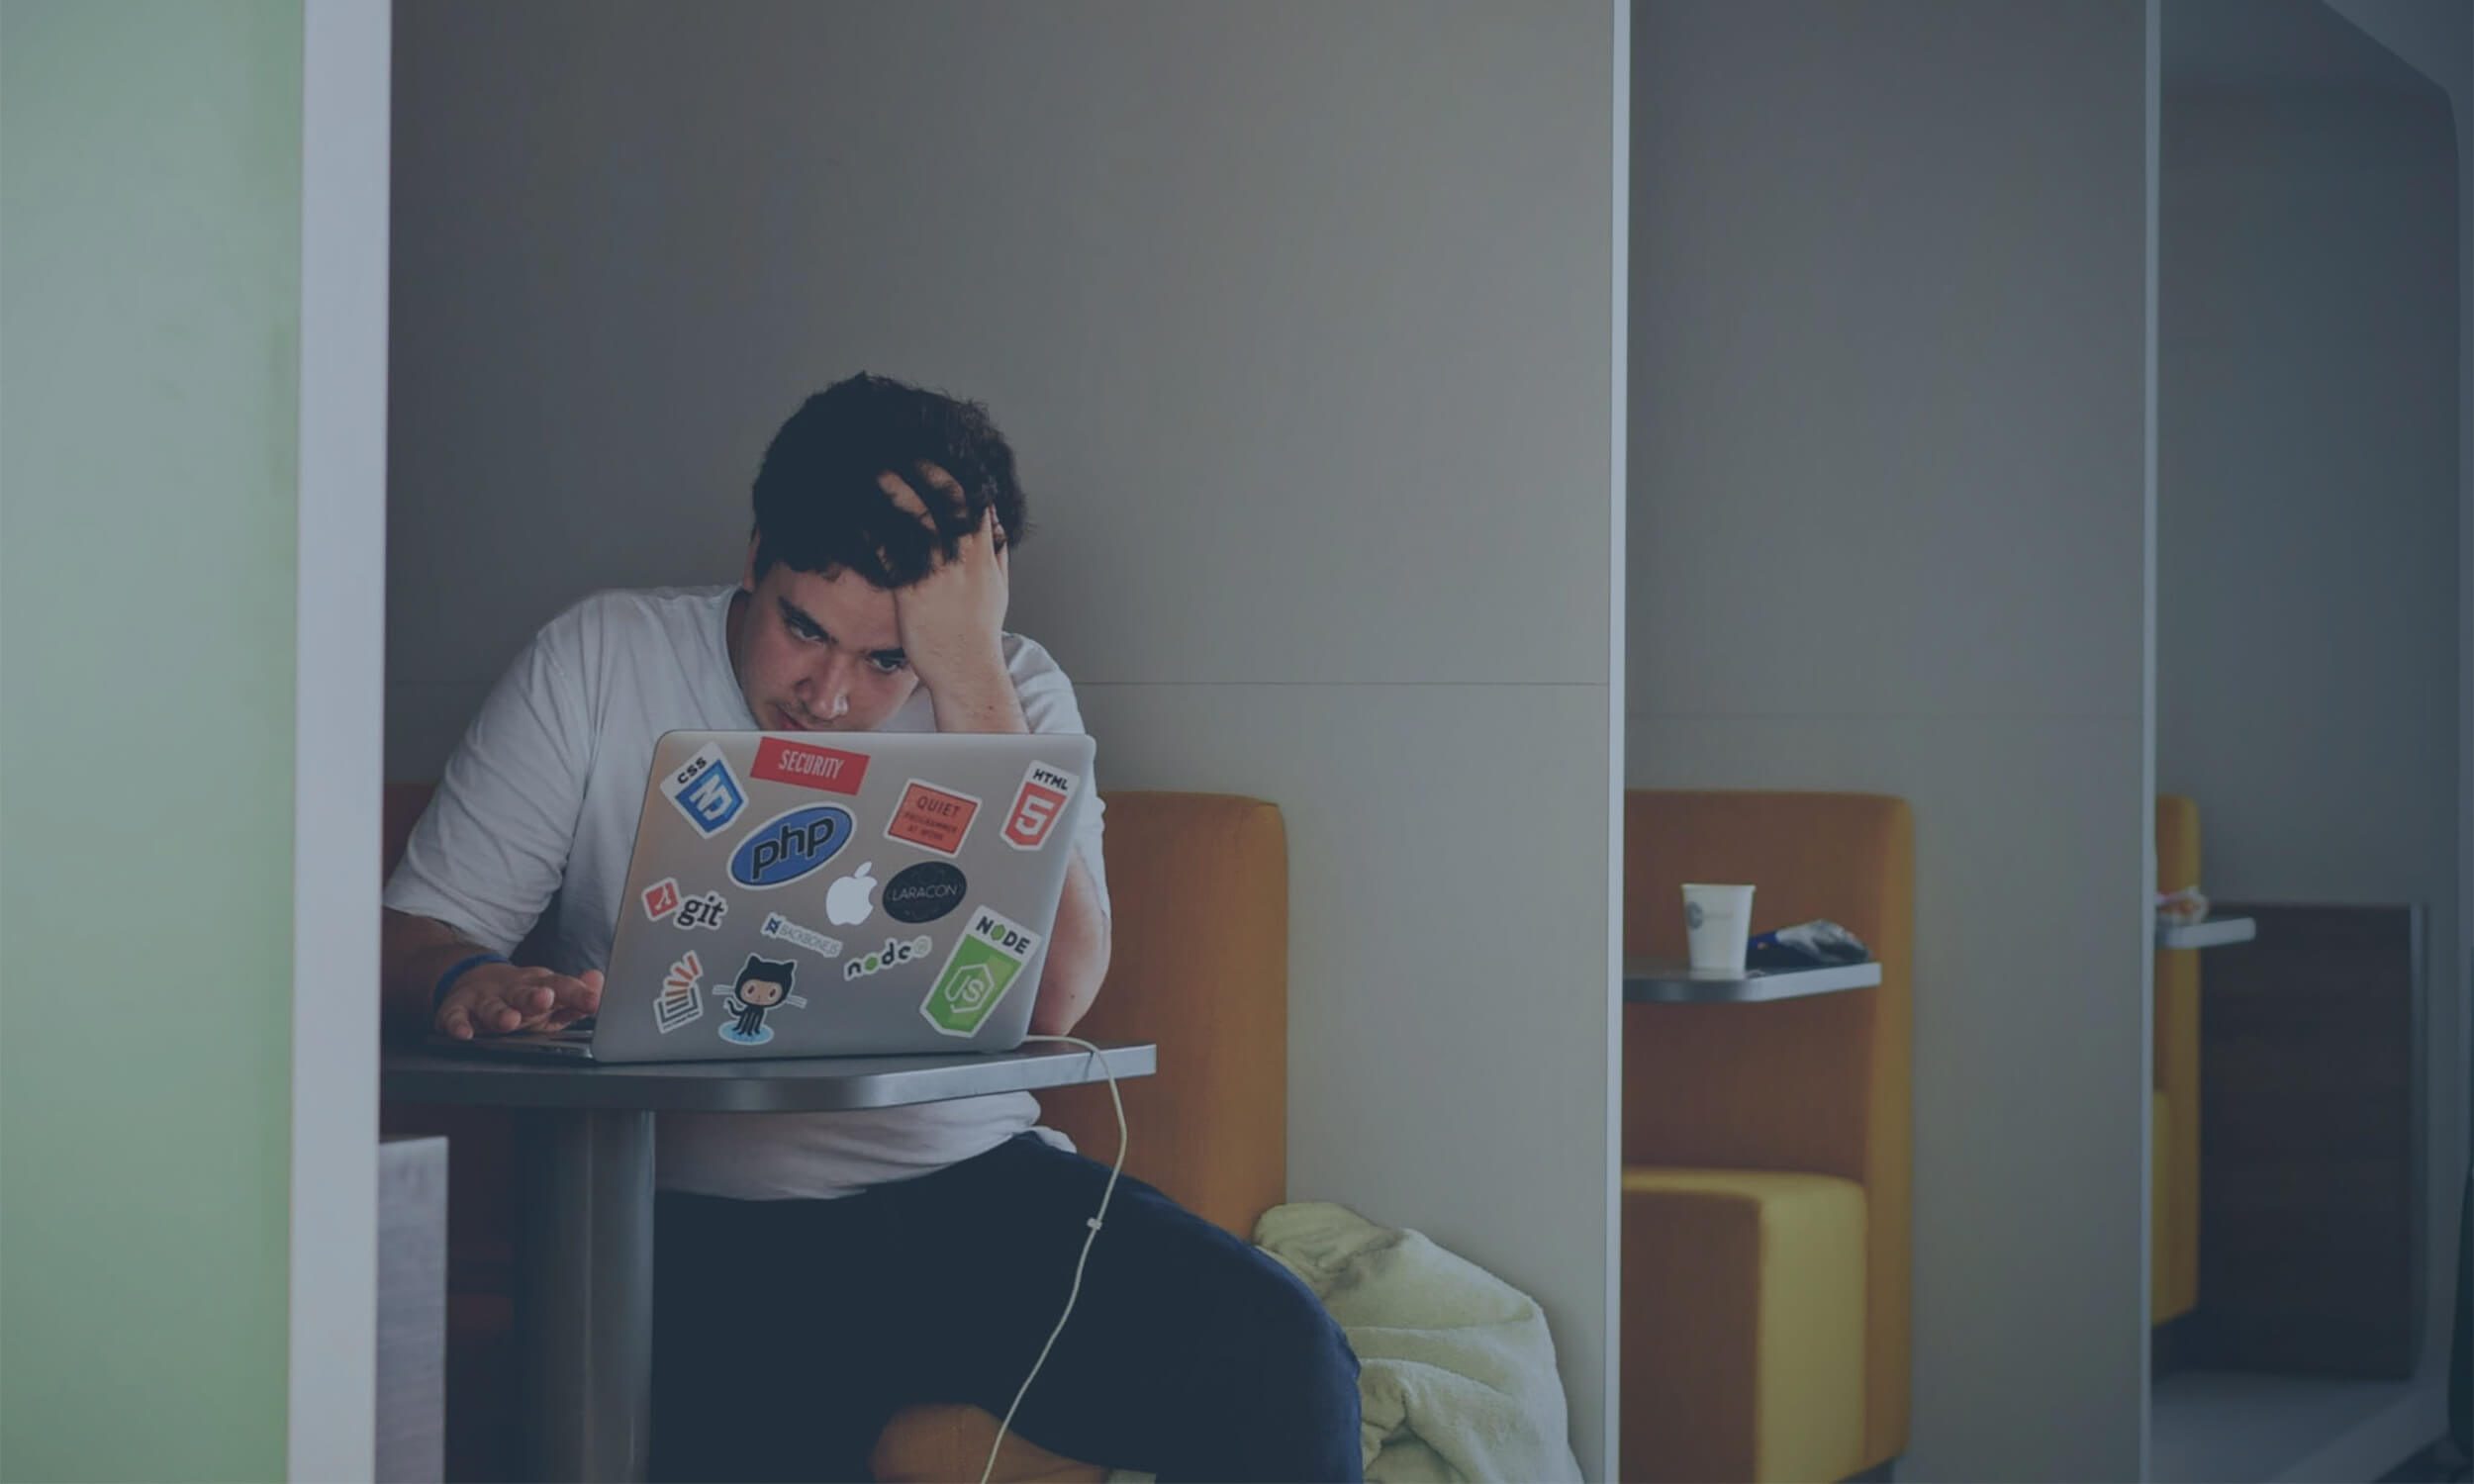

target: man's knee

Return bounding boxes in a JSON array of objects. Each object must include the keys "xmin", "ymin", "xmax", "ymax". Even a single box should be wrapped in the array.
[{"xmin": 1225, "ymin": 1254, "xmax": 1361, "ymax": 1420}]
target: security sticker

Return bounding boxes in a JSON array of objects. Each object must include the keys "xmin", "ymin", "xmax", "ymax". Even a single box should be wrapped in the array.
[
  {"xmin": 920, "ymin": 906, "xmax": 1042, "ymax": 1038},
  {"xmin": 1001, "ymin": 763, "xmax": 1079, "ymax": 852},
  {"xmin": 884, "ymin": 780, "xmax": 981, "ymax": 857},
  {"xmin": 842, "ymin": 935, "xmax": 933, "ymax": 981},
  {"xmin": 717, "ymin": 954, "xmax": 806, "ymax": 1047},
  {"xmin": 751, "ymin": 737, "xmax": 871, "ymax": 796},
  {"xmin": 641, "ymin": 878, "xmax": 684, "ymax": 922},
  {"xmin": 760, "ymin": 910, "xmax": 842, "ymax": 961},
  {"xmin": 655, "ymin": 950, "xmax": 705, "ymax": 1035},
  {"xmin": 665, "ymin": 742, "xmax": 747, "ymax": 837}
]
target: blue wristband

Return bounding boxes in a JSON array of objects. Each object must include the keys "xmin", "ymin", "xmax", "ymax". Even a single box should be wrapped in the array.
[{"xmin": 433, "ymin": 950, "xmax": 511, "ymax": 1011}]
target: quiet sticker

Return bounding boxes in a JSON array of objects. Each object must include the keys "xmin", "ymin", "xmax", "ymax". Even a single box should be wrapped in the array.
[
  {"xmin": 655, "ymin": 950, "xmax": 705, "ymax": 1035},
  {"xmin": 760, "ymin": 910, "xmax": 842, "ymax": 961},
  {"xmin": 920, "ymin": 906, "xmax": 1041, "ymax": 1038},
  {"xmin": 884, "ymin": 780, "xmax": 981, "ymax": 858},
  {"xmin": 1001, "ymin": 762, "xmax": 1079, "ymax": 852},
  {"xmin": 751, "ymin": 738, "xmax": 871, "ymax": 796},
  {"xmin": 664, "ymin": 743, "xmax": 747, "ymax": 837}
]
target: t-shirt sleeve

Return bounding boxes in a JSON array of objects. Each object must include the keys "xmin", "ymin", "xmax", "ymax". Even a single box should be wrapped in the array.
[
  {"xmin": 382, "ymin": 611, "xmax": 595, "ymax": 955},
  {"xmin": 1008, "ymin": 640, "xmax": 1111, "ymax": 921}
]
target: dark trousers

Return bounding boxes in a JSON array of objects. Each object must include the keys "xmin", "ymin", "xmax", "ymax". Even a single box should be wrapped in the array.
[{"xmin": 649, "ymin": 1134, "xmax": 1364, "ymax": 1483}]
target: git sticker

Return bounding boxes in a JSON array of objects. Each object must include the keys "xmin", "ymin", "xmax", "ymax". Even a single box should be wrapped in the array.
[
  {"xmin": 885, "ymin": 780, "xmax": 981, "ymax": 857},
  {"xmin": 920, "ymin": 906, "xmax": 1041, "ymax": 1038},
  {"xmin": 655, "ymin": 950, "xmax": 705, "ymax": 1035},
  {"xmin": 665, "ymin": 743, "xmax": 747, "ymax": 837},
  {"xmin": 1001, "ymin": 762, "xmax": 1079, "ymax": 852},
  {"xmin": 641, "ymin": 878, "xmax": 684, "ymax": 921}
]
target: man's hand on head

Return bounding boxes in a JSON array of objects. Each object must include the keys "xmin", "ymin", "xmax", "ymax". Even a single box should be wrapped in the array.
[
  {"xmin": 879, "ymin": 463, "xmax": 1027, "ymax": 734},
  {"xmin": 435, "ymin": 963, "xmax": 605, "ymax": 1041}
]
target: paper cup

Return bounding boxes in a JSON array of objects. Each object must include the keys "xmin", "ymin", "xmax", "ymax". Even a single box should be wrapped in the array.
[{"xmin": 1682, "ymin": 883, "xmax": 1756, "ymax": 973}]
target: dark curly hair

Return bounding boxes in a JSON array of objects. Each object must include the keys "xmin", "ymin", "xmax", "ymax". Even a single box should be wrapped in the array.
[{"xmin": 749, "ymin": 373, "xmax": 1030, "ymax": 589}]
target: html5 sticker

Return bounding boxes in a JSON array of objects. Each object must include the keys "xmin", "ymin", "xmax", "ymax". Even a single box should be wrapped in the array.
[
  {"xmin": 884, "ymin": 780, "xmax": 981, "ymax": 858},
  {"xmin": 664, "ymin": 742, "xmax": 747, "ymax": 838},
  {"xmin": 750, "ymin": 737, "xmax": 870, "ymax": 796},
  {"xmin": 1001, "ymin": 763, "xmax": 1080, "ymax": 852}
]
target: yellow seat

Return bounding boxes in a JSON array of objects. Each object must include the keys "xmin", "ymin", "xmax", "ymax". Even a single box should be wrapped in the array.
[
  {"xmin": 1622, "ymin": 1168, "xmax": 1867, "ymax": 1484},
  {"xmin": 1623, "ymin": 789, "xmax": 1912, "ymax": 1483},
  {"xmin": 2152, "ymin": 795, "xmax": 2201, "ymax": 1325}
]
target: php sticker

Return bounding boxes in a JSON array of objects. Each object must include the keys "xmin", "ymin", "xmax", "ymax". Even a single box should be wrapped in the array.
[
  {"xmin": 921, "ymin": 906, "xmax": 1041, "ymax": 1037},
  {"xmin": 1001, "ymin": 763, "xmax": 1079, "ymax": 852},
  {"xmin": 843, "ymin": 935, "xmax": 933, "ymax": 981},
  {"xmin": 717, "ymin": 954, "xmax": 806, "ymax": 1048},
  {"xmin": 751, "ymin": 737, "xmax": 870, "ymax": 796},
  {"xmin": 883, "ymin": 861, "xmax": 967, "ymax": 925},
  {"xmin": 760, "ymin": 910, "xmax": 842, "ymax": 961},
  {"xmin": 885, "ymin": 780, "xmax": 981, "ymax": 857},
  {"xmin": 655, "ymin": 950, "xmax": 705, "ymax": 1035},
  {"xmin": 664, "ymin": 742, "xmax": 747, "ymax": 837},
  {"xmin": 729, "ymin": 803, "xmax": 855, "ymax": 889}
]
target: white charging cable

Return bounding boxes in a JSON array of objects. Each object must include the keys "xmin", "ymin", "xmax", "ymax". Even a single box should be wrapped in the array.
[{"xmin": 982, "ymin": 1034, "xmax": 1128, "ymax": 1484}]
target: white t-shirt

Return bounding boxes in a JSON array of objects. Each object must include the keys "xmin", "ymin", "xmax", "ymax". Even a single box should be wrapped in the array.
[{"xmin": 383, "ymin": 584, "xmax": 1109, "ymax": 1200}]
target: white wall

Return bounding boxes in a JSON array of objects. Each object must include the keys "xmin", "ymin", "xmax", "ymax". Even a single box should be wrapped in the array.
[
  {"xmin": 389, "ymin": 0, "xmax": 1621, "ymax": 1469},
  {"xmin": 2159, "ymin": 0, "xmax": 2463, "ymax": 1393},
  {"xmin": 1628, "ymin": 4, "xmax": 2153, "ymax": 1479}
]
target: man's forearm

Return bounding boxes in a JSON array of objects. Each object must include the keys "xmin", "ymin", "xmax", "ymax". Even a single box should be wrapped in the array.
[
  {"xmin": 380, "ymin": 908, "xmax": 495, "ymax": 1038},
  {"xmin": 1029, "ymin": 857, "xmax": 1111, "ymax": 1037}
]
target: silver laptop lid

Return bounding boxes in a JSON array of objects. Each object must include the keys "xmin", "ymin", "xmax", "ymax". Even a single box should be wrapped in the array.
[{"xmin": 588, "ymin": 729, "xmax": 1096, "ymax": 1064}]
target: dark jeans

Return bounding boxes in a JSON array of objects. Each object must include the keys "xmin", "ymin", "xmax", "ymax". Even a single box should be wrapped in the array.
[{"xmin": 649, "ymin": 1134, "xmax": 1364, "ymax": 1483}]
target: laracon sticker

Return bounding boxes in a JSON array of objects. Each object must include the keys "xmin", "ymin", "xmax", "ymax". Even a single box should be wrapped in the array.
[
  {"xmin": 674, "ymin": 889, "xmax": 728, "ymax": 930},
  {"xmin": 920, "ymin": 906, "xmax": 1042, "ymax": 1038},
  {"xmin": 884, "ymin": 780, "xmax": 981, "ymax": 858},
  {"xmin": 751, "ymin": 737, "xmax": 871, "ymax": 796},
  {"xmin": 729, "ymin": 803, "xmax": 855, "ymax": 889},
  {"xmin": 760, "ymin": 910, "xmax": 842, "ymax": 961},
  {"xmin": 655, "ymin": 950, "xmax": 705, "ymax": 1035},
  {"xmin": 883, "ymin": 861, "xmax": 967, "ymax": 925},
  {"xmin": 717, "ymin": 954, "xmax": 806, "ymax": 1048},
  {"xmin": 1001, "ymin": 763, "xmax": 1080, "ymax": 852},
  {"xmin": 664, "ymin": 742, "xmax": 747, "ymax": 837},
  {"xmin": 843, "ymin": 935, "xmax": 933, "ymax": 981},
  {"xmin": 641, "ymin": 878, "xmax": 684, "ymax": 922}
]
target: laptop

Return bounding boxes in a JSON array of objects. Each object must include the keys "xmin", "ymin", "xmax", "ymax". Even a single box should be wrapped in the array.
[{"xmin": 434, "ymin": 729, "xmax": 1097, "ymax": 1064}]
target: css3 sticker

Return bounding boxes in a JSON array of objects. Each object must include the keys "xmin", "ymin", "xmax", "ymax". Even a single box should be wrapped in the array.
[
  {"xmin": 1001, "ymin": 763, "xmax": 1079, "ymax": 851},
  {"xmin": 921, "ymin": 906, "xmax": 1041, "ymax": 1037},
  {"xmin": 665, "ymin": 743, "xmax": 747, "ymax": 837},
  {"xmin": 883, "ymin": 862, "xmax": 966, "ymax": 924},
  {"xmin": 729, "ymin": 804, "xmax": 854, "ymax": 889}
]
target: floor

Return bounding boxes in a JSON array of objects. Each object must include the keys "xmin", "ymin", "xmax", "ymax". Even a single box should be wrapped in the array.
[{"xmin": 2151, "ymin": 1369, "xmax": 2458, "ymax": 1484}]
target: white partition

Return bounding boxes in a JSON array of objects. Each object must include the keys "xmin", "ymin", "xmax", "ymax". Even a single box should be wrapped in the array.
[
  {"xmin": 1629, "ymin": 4, "xmax": 2154, "ymax": 1479},
  {"xmin": 389, "ymin": 2, "xmax": 1622, "ymax": 1470}
]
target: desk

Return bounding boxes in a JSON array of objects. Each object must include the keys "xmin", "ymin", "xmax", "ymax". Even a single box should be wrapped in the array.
[
  {"xmin": 1623, "ymin": 959, "xmax": 1883, "ymax": 1004},
  {"xmin": 381, "ymin": 1041, "xmax": 1158, "ymax": 1484}
]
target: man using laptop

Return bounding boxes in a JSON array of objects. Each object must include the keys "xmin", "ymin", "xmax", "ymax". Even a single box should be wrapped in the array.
[{"xmin": 379, "ymin": 374, "xmax": 1361, "ymax": 1482}]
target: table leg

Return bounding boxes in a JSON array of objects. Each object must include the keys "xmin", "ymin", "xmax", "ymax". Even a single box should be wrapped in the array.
[{"xmin": 516, "ymin": 1108, "xmax": 656, "ymax": 1483}]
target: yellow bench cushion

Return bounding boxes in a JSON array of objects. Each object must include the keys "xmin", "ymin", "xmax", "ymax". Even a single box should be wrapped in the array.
[{"xmin": 1621, "ymin": 1167, "xmax": 1866, "ymax": 1484}]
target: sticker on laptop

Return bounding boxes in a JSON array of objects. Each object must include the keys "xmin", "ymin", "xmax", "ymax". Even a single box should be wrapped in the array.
[
  {"xmin": 641, "ymin": 878, "xmax": 685, "ymax": 922},
  {"xmin": 642, "ymin": 879, "xmax": 726, "ymax": 930},
  {"xmin": 1001, "ymin": 763, "xmax": 1079, "ymax": 852},
  {"xmin": 664, "ymin": 742, "xmax": 747, "ymax": 837},
  {"xmin": 883, "ymin": 862, "xmax": 967, "ymax": 924},
  {"xmin": 759, "ymin": 910, "xmax": 842, "ymax": 961},
  {"xmin": 717, "ymin": 954, "xmax": 806, "ymax": 1047},
  {"xmin": 729, "ymin": 803, "xmax": 855, "ymax": 889},
  {"xmin": 751, "ymin": 737, "xmax": 871, "ymax": 796},
  {"xmin": 824, "ymin": 862, "xmax": 879, "ymax": 927},
  {"xmin": 920, "ymin": 906, "xmax": 1042, "ymax": 1038},
  {"xmin": 843, "ymin": 934, "xmax": 933, "ymax": 981},
  {"xmin": 884, "ymin": 780, "xmax": 980, "ymax": 857},
  {"xmin": 655, "ymin": 950, "xmax": 705, "ymax": 1035}
]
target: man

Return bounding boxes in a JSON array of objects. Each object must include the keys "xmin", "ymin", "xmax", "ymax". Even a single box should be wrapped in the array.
[{"xmin": 380, "ymin": 374, "xmax": 1362, "ymax": 1482}]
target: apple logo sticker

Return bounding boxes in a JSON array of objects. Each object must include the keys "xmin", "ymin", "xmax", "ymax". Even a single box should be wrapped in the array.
[{"xmin": 825, "ymin": 862, "xmax": 879, "ymax": 927}]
